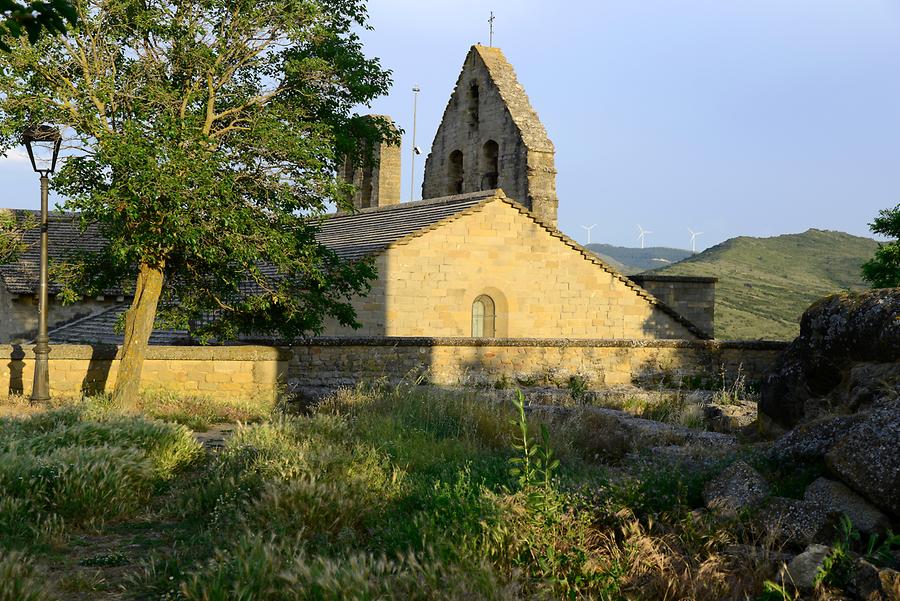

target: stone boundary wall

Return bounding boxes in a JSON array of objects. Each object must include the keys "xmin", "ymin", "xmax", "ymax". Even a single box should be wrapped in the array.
[
  {"xmin": 1, "ymin": 345, "xmax": 290, "ymax": 400},
  {"xmin": 288, "ymin": 337, "xmax": 789, "ymax": 391},
  {"xmin": 2, "ymin": 339, "xmax": 790, "ymax": 401}
]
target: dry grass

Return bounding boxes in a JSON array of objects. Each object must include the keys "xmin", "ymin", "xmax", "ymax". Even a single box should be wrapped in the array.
[{"xmin": 0, "ymin": 390, "xmax": 277, "ymax": 430}]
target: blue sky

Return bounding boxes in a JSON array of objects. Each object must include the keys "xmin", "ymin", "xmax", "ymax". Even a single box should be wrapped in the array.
[{"xmin": 3, "ymin": 0, "xmax": 899, "ymax": 251}]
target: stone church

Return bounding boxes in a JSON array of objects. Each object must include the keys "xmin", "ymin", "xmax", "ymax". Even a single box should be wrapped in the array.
[
  {"xmin": 317, "ymin": 44, "xmax": 714, "ymax": 340},
  {"xmin": 1, "ymin": 45, "xmax": 715, "ymax": 344}
]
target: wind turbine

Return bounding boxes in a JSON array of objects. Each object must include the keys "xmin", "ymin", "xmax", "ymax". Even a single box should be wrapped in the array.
[
  {"xmin": 637, "ymin": 224, "xmax": 652, "ymax": 249},
  {"xmin": 580, "ymin": 223, "xmax": 597, "ymax": 245},
  {"xmin": 688, "ymin": 228, "xmax": 703, "ymax": 253}
]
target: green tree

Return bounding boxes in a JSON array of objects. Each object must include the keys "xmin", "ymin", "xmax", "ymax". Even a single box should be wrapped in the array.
[
  {"xmin": 0, "ymin": 0, "xmax": 393, "ymax": 405},
  {"xmin": 0, "ymin": 209, "xmax": 34, "ymax": 264},
  {"xmin": 861, "ymin": 204, "xmax": 900, "ymax": 288},
  {"xmin": 0, "ymin": 0, "xmax": 76, "ymax": 52}
]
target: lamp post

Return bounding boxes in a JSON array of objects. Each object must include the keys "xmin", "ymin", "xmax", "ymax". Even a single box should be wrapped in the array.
[{"xmin": 22, "ymin": 124, "xmax": 61, "ymax": 403}]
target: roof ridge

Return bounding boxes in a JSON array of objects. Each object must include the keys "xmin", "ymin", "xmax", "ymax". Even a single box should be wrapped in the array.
[
  {"xmin": 327, "ymin": 190, "xmax": 499, "ymax": 219},
  {"xmin": 379, "ymin": 191, "xmax": 506, "ymax": 251}
]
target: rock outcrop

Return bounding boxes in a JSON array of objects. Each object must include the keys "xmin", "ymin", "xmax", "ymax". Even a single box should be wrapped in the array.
[
  {"xmin": 759, "ymin": 289, "xmax": 900, "ymax": 430},
  {"xmin": 761, "ymin": 289, "xmax": 900, "ymax": 522},
  {"xmin": 825, "ymin": 406, "xmax": 900, "ymax": 518},
  {"xmin": 803, "ymin": 478, "xmax": 891, "ymax": 536}
]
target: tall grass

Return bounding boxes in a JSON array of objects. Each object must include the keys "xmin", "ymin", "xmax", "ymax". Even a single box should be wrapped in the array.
[
  {"xmin": 0, "ymin": 408, "xmax": 201, "ymax": 545},
  {"xmin": 0, "ymin": 552, "xmax": 49, "ymax": 601},
  {"xmin": 2, "ymin": 385, "xmax": 854, "ymax": 600}
]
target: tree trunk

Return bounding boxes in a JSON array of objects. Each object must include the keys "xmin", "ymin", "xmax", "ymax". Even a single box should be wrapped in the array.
[{"xmin": 112, "ymin": 262, "xmax": 164, "ymax": 409}]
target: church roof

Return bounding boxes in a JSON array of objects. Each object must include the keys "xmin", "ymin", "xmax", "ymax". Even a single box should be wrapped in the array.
[
  {"xmin": 470, "ymin": 45, "xmax": 554, "ymax": 153},
  {"xmin": 317, "ymin": 190, "xmax": 498, "ymax": 260}
]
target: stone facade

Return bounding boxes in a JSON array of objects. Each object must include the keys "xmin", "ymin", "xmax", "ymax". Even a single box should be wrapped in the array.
[
  {"xmin": 422, "ymin": 46, "xmax": 559, "ymax": 226},
  {"xmin": 629, "ymin": 275, "xmax": 717, "ymax": 338},
  {"xmin": 340, "ymin": 116, "xmax": 401, "ymax": 209},
  {"xmin": 0, "ymin": 285, "xmax": 119, "ymax": 343},
  {"xmin": 289, "ymin": 337, "xmax": 786, "ymax": 391},
  {"xmin": 321, "ymin": 193, "xmax": 700, "ymax": 339},
  {"xmin": 1, "ymin": 344, "xmax": 288, "ymax": 401}
]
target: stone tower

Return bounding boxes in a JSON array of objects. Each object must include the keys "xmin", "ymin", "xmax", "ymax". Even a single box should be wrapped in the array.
[
  {"xmin": 340, "ymin": 116, "xmax": 402, "ymax": 210},
  {"xmin": 422, "ymin": 45, "xmax": 558, "ymax": 226}
]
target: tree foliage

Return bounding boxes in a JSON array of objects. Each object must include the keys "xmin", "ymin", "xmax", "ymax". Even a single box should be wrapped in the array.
[
  {"xmin": 0, "ymin": 0, "xmax": 76, "ymax": 52},
  {"xmin": 0, "ymin": 209, "xmax": 34, "ymax": 264},
  {"xmin": 0, "ymin": 0, "xmax": 394, "ymax": 402},
  {"xmin": 861, "ymin": 204, "xmax": 900, "ymax": 288}
]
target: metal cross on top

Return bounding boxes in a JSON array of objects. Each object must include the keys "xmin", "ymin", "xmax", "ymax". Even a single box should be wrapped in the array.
[{"xmin": 488, "ymin": 11, "xmax": 495, "ymax": 47}]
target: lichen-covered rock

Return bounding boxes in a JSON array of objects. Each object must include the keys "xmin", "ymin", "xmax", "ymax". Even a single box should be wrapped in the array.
[
  {"xmin": 803, "ymin": 477, "xmax": 891, "ymax": 535},
  {"xmin": 769, "ymin": 413, "xmax": 866, "ymax": 462},
  {"xmin": 759, "ymin": 289, "xmax": 900, "ymax": 430},
  {"xmin": 825, "ymin": 404, "xmax": 900, "ymax": 518},
  {"xmin": 777, "ymin": 544, "xmax": 831, "ymax": 591},
  {"xmin": 760, "ymin": 497, "xmax": 838, "ymax": 546},
  {"xmin": 703, "ymin": 460, "xmax": 770, "ymax": 517}
]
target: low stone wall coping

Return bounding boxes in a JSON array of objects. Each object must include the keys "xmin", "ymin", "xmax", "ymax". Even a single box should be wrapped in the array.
[
  {"xmin": 288, "ymin": 336, "xmax": 789, "ymax": 351},
  {"xmin": 1, "ymin": 344, "xmax": 292, "ymax": 361}
]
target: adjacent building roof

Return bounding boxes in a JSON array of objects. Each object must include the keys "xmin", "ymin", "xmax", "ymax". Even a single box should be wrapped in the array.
[
  {"xmin": 49, "ymin": 304, "xmax": 192, "ymax": 345},
  {"xmin": 0, "ymin": 210, "xmax": 107, "ymax": 295}
]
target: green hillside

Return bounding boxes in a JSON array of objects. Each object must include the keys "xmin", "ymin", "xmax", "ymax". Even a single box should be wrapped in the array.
[
  {"xmin": 586, "ymin": 243, "xmax": 693, "ymax": 274},
  {"xmin": 651, "ymin": 229, "xmax": 878, "ymax": 340}
]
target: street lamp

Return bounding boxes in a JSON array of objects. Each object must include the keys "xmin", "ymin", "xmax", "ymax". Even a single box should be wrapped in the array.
[{"xmin": 22, "ymin": 124, "xmax": 61, "ymax": 402}]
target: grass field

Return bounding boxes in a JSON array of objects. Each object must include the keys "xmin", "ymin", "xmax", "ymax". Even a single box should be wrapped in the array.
[
  {"xmin": 0, "ymin": 386, "xmax": 890, "ymax": 600},
  {"xmin": 653, "ymin": 229, "xmax": 877, "ymax": 340}
]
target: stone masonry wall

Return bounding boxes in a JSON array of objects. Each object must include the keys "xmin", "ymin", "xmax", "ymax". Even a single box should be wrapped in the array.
[
  {"xmin": 422, "ymin": 46, "xmax": 558, "ymax": 226},
  {"xmin": 630, "ymin": 275, "xmax": 716, "ymax": 339},
  {"xmin": 289, "ymin": 338, "xmax": 787, "ymax": 391},
  {"xmin": 321, "ymin": 198, "xmax": 697, "ymax": 339},
  {"xmin": 1, "ymin": 345, "xmax": 289, "ymax": 401},
  {"xmin": 1, "ymin": 290, "xmax": 118, "ymax": 343},
  {"xmin": 1, "ymin": 339, "xmax": 787, "ymax": 402}
]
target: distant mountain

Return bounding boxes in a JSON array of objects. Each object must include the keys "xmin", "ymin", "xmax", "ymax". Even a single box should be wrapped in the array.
[
  {"xmin": 585, "ymin": 243, "xmax": 693, "ymax": 275},
  {"xmin": 650, "ymin": 229, "xmax": 878, "ymax": 340}
]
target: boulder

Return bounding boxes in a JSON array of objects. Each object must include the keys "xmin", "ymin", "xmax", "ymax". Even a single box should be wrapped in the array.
[
  {"xmin": 826, "ymin": 404, "xmax": 900, "ymax": 518},
  {"xmin": 759, "ymin": 289, "xmax": 900, "ymax": 430},
  {"xmin": 703, "ymin": 460, "xmax": 770, "ymax": 517},
  {"xmin": 803, "ymin": 477, "xmax": 891, "ymax": 536},
  {"xmin": 769, "ymin": 413, "xmax": 866, "ymax": 462},
  {"xmin": 777, "ymin": 544, "xmax": 831, "ymax": 591},
  {"xmin": 760, "ymin": 497, "xmax": 837, "ymax": 547}
]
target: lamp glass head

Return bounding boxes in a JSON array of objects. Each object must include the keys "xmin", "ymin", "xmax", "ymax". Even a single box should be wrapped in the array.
[{"xmin": 22, "ymin": 125, "xmax": 62, "ymax": 174}]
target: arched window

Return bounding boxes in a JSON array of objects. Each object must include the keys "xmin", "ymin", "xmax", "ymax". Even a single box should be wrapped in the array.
[
  {"xmin": 480, "ymin": 140, "xmax": 499, "ymax": 190},
  {"xmin": 448, "ymin": 150, "xmax": 464, "ymax": 194},
  {"xmin": 472, "ymin": 295, "xmax": 496, "ymax": 337},
  {"xmin": 467, "ymin": 81, "xmax": 480, "ymax": 128}
]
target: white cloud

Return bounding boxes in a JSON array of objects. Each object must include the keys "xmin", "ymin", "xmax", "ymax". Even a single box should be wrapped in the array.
[{"xmin": 1, "ymin": 148, "xmax": 30, "ymax": 163}]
